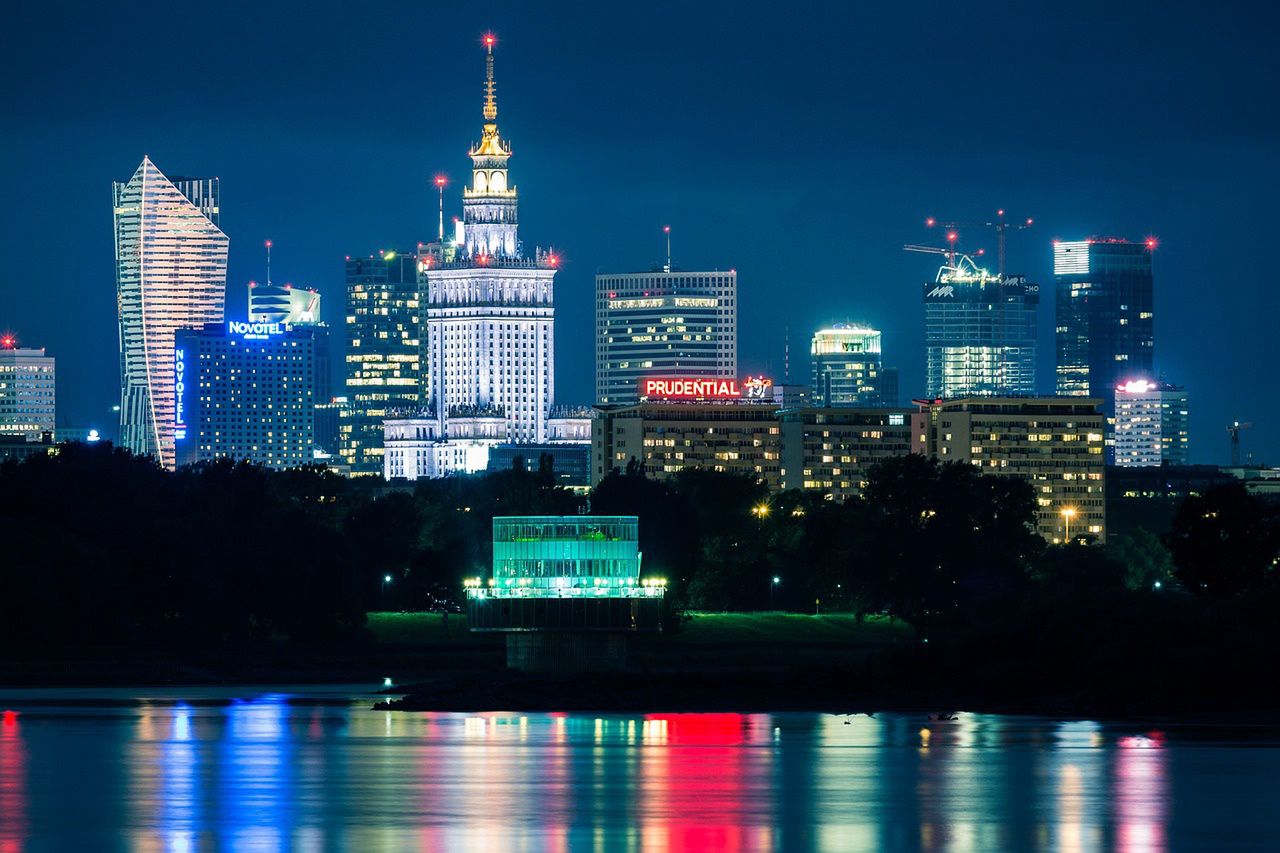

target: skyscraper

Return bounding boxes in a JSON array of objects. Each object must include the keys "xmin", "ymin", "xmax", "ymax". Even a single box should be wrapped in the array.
[
  {"xmin": 114, "ymin": 157, "xmax": 228, "ymax": 469},
  {"xmin": 0, "ymin": 338, "xmax": 55, "ymax": 440},
  {"xmin": 1054, "ymin": 238, "xmax": 1155, "ymax": 413},
  {"xmin": 251, "ymin": 280, "xmax": 333, "ymax": 452},
  {"xmin": 341, "ymin": 251, "xmax": 422, "ymax": 475},
  {"xmin": 922, "ymin": 258, "xmax": 1038, "ymax": 399},
  {"xmin": 810, "ymin": 324, "xmax": 897, "ymax": 407},
  {"xmin": 175, "ymin": 322, "xmax": 315, "ymax": 469},
  {"xmin": 1113, "ymin": 378, "xmax": 1189, "ymax": 467},
  {"xmin": 421, "ymin": 35, "xmax": 558, "ymax": 443},
  {"xmin": 595, "ymin": 269, "xmax": 737, "ymax": 405}
]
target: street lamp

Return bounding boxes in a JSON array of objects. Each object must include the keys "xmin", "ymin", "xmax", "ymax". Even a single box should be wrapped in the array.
[
  {"xmin": 752, "ymin": 503, "xmax": 770, "ymax": 519},
  {"xmin": 381, "ymin": 574, "xmax": 393, "ymax": 611},
  {"xmin": 1060, "ymin": 507, "xmax": 1078, "ymax": 543},
  {"xmin": 770, "ymin": 576, "xmax": 781, "ymax": 610}
]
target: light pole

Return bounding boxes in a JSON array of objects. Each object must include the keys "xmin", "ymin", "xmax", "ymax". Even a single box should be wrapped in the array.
[
  {"xmin": 1060, "ymin": 507, "xmax": 1077, "ymax": 543},
  {"xmin": 382, "ymin": 574, "xmax": 393, "ymax": 611},
  {"xmin": 770, "ymin": 576, "xmax": 780, "ymax": 610}
]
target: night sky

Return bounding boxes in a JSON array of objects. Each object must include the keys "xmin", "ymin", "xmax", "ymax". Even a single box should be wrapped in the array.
[{"xmin": 3, "ymin": 1, "xmax": 1277, "ymax": 463}]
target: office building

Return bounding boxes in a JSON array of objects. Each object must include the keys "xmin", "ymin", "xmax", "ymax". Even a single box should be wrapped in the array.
[
  {"xmin": 779, "ymin": 408, "xmax": 914, "ymax": 501},
  {"xmin": 1113, "ymin": 379, "xmax": 1189, "ymax": 467},
  {"xmin": 341, "ymin": 251, "xmax": 422, "ymax": 475},
  {"xmin": 114, "ymin": 157, "xmax": 228, "ymax": 469},
  {"xmin": 1054, "ymin": 239, "xmax": 1155, "ymax": 413},
  {"xmin": 421, "ymin": 38, "xmax": 558, "ymax": 444},
  {"xmin": 923, "ymin": 264, "xmax": 1038, "ymax": 398},
  {"xmin": 174, "ymin": 322, "xmax": 315, "ymax": 469},
  {"xmin": 488, "ymin": 444, "xmax": 592, "ymax": 487},
  {"xmin": 595, "ymin": 269, "xmax": 737, "ymax": 405},
  {"xmin": 811, "ymin": 325, "xmax": 898, "ymax": 407},
  {"xmin": 0, "ymin": 341, "xmax": 55, "ymax": 440},
  {"xmin": 249, "ymin": 282, "xmax": 321, "ymax": 324},
  {"xmin": 382, "ymin": 414, "xmax": 503, "ymax": 480},
  {"xmin": 913, "ymin": 397, "xmax": 1107, "ymax": 542},
  {"xmin": 0, "ymin": 433, "xmax": 55, "ymax": 463}
]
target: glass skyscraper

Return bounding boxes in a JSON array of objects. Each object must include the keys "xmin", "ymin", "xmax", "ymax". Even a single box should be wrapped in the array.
[
  {"xmin": 1054, "ymin": 238, "xmax": 1155, "ymax": 414},
  {"xmin": 811, "ymin": 324, "xmax": 898, "ymax": 407},
  {"xmin": 595, "ymin": 269, "xmax": 737, "ymax": 405},
  {"xmin": 340, "ymin": 251, "xmax": 422, "ymax": 475},
  {"xmin": 114, "ymin": 157, "xmax": 228, "ymax": 470},
  {"xmin": 1113, "ymin": 379, "xmax": 1189, "ymax": 467},
  {"xmin": 924, "ymin": 274, "xmax": 1038, "ymax": 399}
]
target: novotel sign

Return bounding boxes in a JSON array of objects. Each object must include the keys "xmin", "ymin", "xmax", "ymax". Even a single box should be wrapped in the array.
[
  {"xmin": 174, "ymin": 348, "xmax": 187, "ymax": 439},
  {"xmin": 640, "ymin": 376, "xmax": 774, "ymax": 401},
  {"xmin": 228, "ymin": 320, "xmax": 283, "ymax": 338}
]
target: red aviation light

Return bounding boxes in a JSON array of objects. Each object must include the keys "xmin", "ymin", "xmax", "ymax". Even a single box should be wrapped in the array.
[
  {"xmin": 663, "ymin": 225, "xmax": 671, "ymax": 233},
  {"xmin": 925, "ymin": 217, "xmax": 937, "ymax": 227},
  {"xmin": 0, "ymin": 335, "xmax": 15, "ymax": 349},
  {"xmin": 264, "ymin": 239, "xmax": 272, "ymax": 248},
  {"xmin": 1145, "ymin": 237, "xmax": 1158, "ymax": 250},
  {"xmin": 434, "ymin": 175, "xmax": 448, "ymax": 188},
  {"xmin": 946, "ymin": 231, "xmax": 958, "ymax": 243},
  {"xmin": 483, "ymin": 33, "xmax": 496, "ymax": 47}
]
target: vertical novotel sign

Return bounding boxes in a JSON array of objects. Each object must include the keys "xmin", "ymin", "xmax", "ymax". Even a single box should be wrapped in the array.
[{"xmin": 174, "ymin": 348, "xmax": 187, "ymax": 440}]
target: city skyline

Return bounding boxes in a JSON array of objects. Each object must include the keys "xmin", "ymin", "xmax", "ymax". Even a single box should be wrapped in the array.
[{"xmin": 3, "ymin": 3, "xmax": 1278, "ymax": 463}]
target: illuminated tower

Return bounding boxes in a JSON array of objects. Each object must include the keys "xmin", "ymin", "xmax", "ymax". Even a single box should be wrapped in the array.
[
  {"xmin": 423, "ymin": 35, "xmax": 558, "ymax": 443},
  {"xmin": 113, "ymin": 157, "xmax": 228, "ymax": 470}
]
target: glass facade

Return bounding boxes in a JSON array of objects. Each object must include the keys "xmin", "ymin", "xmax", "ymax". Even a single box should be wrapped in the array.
[
  {"xmin": 924, "ymin": 276, "xmax": 1038, "ymax": 399},
  {"xmin": 466, "ymin": 516, "xmax": 664, "ymax": 599},
  {"xmin": 1114, "ymin": 380, "xmax": 1189, "ymax": 467},
  {"xmin": 1054, "ymin": 240, "xmax": 1155, "ymax": 415},
  {"xmin": 811, "ymin": 325, "xmax": 897, "ymax": 407},
  {"xmin": 595, "ymin": 271, "xmax": 737, "ymax": 405},
  {"xmin": 341, "ymin": 251, "xmax": 422, "ymax": 475},
  {"xmin": 114, "ymin": 157, "xmax": 228, "ymax": 470}
]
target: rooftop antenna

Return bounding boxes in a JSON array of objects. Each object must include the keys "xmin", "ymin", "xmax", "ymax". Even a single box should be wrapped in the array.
[
  {"xmin": 482, "ymin": 33, "xmax": 497, "ymax": 122},
  {"xmin": 264, "ymin": 239, "xmax": 273, "ymax": 287},
  {"xmin": 784, "ymin": 326, "xmax": 790, "ymax": 384},
  {"xmin": 434, "ymin": 175, "xmax": 448, "ymax": 242},
  {"xmin": 663, "ymin": 225, "xmax": 672, "ymax": 273}
]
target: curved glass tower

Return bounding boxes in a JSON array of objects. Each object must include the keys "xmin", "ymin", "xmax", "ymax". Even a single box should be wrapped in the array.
[{"xmin": 114, "ymin": 157, "xmax": 228, "ymax": 469}]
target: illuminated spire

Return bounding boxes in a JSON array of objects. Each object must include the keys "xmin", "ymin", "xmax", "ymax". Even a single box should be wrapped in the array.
[{"xmin": 482, "ymin": 33, "xmax": 497, "ymax": 121}]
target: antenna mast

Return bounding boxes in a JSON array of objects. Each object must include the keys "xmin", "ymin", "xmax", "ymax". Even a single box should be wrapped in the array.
[
  {"xmin": 264, "ymin": 239, "xmax": 272, "ymax": 287},
  {"xmin": 663, "ymin": 225, "xmax": 671, "ymax": 273}
]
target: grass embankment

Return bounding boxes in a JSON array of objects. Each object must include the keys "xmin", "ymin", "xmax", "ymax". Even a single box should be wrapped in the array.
[{"xmin": 367, "ymin": 610, "xmax": 910, "ymax": 673}]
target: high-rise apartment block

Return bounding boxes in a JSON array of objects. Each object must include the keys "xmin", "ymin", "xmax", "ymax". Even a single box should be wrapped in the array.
[
  {"xmin": 1113, "ymin": 379, "xmax": 1189, "ymax": 467},
  {"xmin": 810, "ymin": 324, "xmax": 898, "ymax": 407},
  {"xmin": 595, "ymin": 269, "xmax": 737, "ymax": 405},
  {"xmin": 913, "ymin": 397, "xmax": 1107, "ymax": 542},
  {"xmin": 174, "ymin": 322, "xmax": 315, "ymax": 469},
  {"xmin": 0, "ymin": 340, "xmax": 55, "ymax": 440},
  {"xmin": 340, "ymin": 251, "xmax": 422, "ymax": 475},
  {"xmin": 114, "ymin": 157, "xmax": 228, "ymax": 469},
  {"xmin": 1054, "ymin": 239, "xmax": 1155, "ymax": 414}
]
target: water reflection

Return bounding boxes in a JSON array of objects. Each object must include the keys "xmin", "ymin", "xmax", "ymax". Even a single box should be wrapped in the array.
[{"xmin": 0, "ymin": 692, "xmax": 1272, "ymax": 850}]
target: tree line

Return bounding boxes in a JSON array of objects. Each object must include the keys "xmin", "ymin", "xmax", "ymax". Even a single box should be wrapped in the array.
[{"xmin": 1, "ymin": 441, "xmax": 1277, "ymax": 660}]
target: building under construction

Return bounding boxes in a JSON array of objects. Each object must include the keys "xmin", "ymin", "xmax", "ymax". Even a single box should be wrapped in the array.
[{"xmin": 909, "ymin": 241, "xmax": 1039, "ymax": 399}]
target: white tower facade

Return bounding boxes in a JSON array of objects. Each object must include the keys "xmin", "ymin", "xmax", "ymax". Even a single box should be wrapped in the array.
[
  {"xmin": 114, "ymin": 157, "xmax": 228, "ymax": 470},
  {"xmin": 423, "ymin": 36, "xmax": 558, "ymax": 444}
]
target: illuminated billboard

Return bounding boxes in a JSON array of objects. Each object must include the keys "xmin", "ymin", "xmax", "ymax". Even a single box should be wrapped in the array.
[{"xmin": 639, "ymin": 376, "xmax": 773, "ymax": 401}]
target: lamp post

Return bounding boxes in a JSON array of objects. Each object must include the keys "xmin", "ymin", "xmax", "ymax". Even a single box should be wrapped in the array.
[
  {"xmin": 1061, "ymin": 507, "xmax": 1077, "ymax": 543},
  {"xmin": 771, "ymin": 576, "xmax": 780, "ymax": 610},
  {"xmin": 382, "ymin": 574, "xmax": 393, "ymax": 611}
]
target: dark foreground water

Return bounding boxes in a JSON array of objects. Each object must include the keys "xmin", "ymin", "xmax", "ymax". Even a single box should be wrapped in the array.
[{"xmin": 0, "ymin": 686, "xmax": 1277, "ymax": 851}]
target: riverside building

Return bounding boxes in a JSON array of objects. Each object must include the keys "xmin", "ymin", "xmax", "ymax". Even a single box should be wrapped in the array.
[
  {"xmin": 114, "ymin": 157, "xmax": 228, "ymax": 469},
  {"xmin": 595, "ymin": 269, "xmax": 737, "ymax": 406},
  {"xmin": 913, "ymin": 397, "xmax": 1107, "ymax": 542}
]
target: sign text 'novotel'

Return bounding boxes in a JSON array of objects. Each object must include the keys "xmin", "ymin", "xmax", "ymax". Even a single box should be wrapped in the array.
[
  {"xmin": 640, "ymin": 376, "xmax": 774, "ymax": 401},
  {"xmin": 174, "ymin": 348, "xmax": 187, "ymax": 439},
  {"xmin": 228, "ymin": 320, "xmax": 283, "ymax": 338}
]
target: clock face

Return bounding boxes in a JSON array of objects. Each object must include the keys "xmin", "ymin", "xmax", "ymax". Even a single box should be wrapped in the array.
[
  {"xmin": 490, "ymin": 171, "xmax": 507, "ymax": 192},
  {"xmin": 474, "ymin": 171, "xmax": 488, "ymax": 192}
]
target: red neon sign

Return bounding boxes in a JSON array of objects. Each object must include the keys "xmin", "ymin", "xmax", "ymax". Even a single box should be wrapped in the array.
[{"xmin": 640, "ymin": 376, "xmax": 773, "ymax": 400}]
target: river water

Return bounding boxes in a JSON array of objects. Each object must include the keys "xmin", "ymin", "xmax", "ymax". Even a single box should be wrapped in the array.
[{"xmin": 0, "ymin": 685, "xmax": 1275, "ymax": 850}]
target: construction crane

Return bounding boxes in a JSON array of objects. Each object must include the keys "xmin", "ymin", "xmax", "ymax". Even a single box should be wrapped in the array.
[
  {"xmin": 925, "ymin": 210, "xmax": 1033, "ymax": 277},
  {"xmin": 1227, "ymin": 421, "xmax": 1253, "ymax": 467},
  {"xmin": 903, "ymin": 242, "xmax": 993, "ymax": 284}
]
